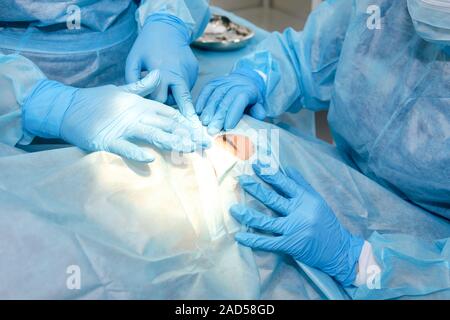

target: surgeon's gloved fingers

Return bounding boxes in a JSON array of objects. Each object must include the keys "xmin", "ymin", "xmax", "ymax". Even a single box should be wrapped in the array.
[
  {"xmin": 140, "ymin": 116, "xmax": 178, "ymax": 133},
  {"xmin": 223, "ymin": 92, "xmax": 251, "ymax": 131},
  {"xmin": 131, "ymin": 125, "xmax": 196, "ymax": 153},
  {"xmin": 147, "ymin": 106, "xmax": 198, "ymax": 131},
  {"xmin": 207, "ymin": 91, "xmax": 240, "ymax": 135},
  {"xmin": 183, "ymin": 119, "xmax": 212, "ymax": 148},
  {"xmin": 200, "ymin": 85, "xmax": 231, "ymax": 126},
  {"xmin": 171, "ymin": 81, "xmax": 196, "ymax": 118},
  {"xmin": 108, "ymin": 139, "xmax": 155, "ymax": 163},
  {"xmin": 155, "ymin": 134, "xmax": 197, "ymax": 153},
  {"xmin": 143, "ymin": 114, "xmax": 210, "ymax": 149},
  {"xmin": 230, "ymin": 204, "xmax": 286, "ymax": 234},
  {"xmin": 195, "ymin": 82, "xmax": 217, "ymax": 114},
  {"xmin": 120, "ymin": 70, "xmax": 161, "ymax": 97},
  {"xmin": 148, "ymin": 100, "xmax": 196, "ymax": 125},
  {"xmin": 125, "ymin": 54, "xmax": 142, "ymax": 84},
  {"xmin": 253, "ymin": 163, "xmax": 299, "ymax": 198},
  {"xmin": 189, "ymin": 121, "xmax": 212, "ymax": 148},
  {"xmin": 238, "ymin": 175, "xmax": 291, "ymax": 216},
  {"xmin": 150, "ymin": 80, "xmax": 169, "ymax": 104},
  {"xmin": 139, "ymin": 100, "xmax": 210, "ymax": 148},
  {"xmin": 285, "ymin": 167, "xmax": 315, "ymax": 193},
  {"xmin": 248, "ymin": 103, "xmax": 267, "ymax": 121},
  {"xmin": 140, "ymin": 108, "xmax": 188, "ymax": 131},
  {"xmin": 235, "ymin": 232, "xmax": 282, "ymax": 252},
  {"xmin": 151, "ymin": 101, "xmax": 180, "ymax": 118}
]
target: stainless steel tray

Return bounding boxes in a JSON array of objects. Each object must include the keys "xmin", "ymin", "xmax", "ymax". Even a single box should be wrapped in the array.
[{"xmin": 193, "ymin": 14, "xmax": 255, "ymax": 51}]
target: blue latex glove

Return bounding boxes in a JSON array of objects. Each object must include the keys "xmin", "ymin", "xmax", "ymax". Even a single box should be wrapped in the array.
[
  {"xmin": 126, "ymin": 13, "xmax": 198, "ymax": 118},
  {"xmin": 231, "ymin": 163, "xmax": 364, "ymax": 287},
  {"xmin": 22, "ymin": 70, "xmax": 210, "ymax": 162},
  {"xmin": 195, "ymin": 68, "xmax": 267, "ymax": 135}
]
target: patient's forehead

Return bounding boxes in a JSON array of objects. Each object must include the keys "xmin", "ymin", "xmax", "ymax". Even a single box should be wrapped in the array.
[{"xmin": 215, "ymin": 134, "xmax": 255, "ymax": 161}]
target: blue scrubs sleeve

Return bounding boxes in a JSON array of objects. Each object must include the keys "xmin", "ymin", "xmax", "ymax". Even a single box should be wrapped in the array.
[
  {"xmin": 235, "ymin": 0, "xmax": 354, "ymax": 117},
  {"xmin": 137, "ymin": 0, "xmax": 211, "ymax": 41}
]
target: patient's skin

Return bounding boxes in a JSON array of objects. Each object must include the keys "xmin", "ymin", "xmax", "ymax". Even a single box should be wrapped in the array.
[{"xmin": 215, "ymin": 134, "xmax": 255, "ymax": 160}]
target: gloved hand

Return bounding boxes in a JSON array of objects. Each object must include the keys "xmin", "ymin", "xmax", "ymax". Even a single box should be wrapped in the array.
[
  {"xmin": 22, "ymin": 70, "xmax": 210, "ymax": 162},
  {"xmin": 126, "ymin": 13, "xmax": 198, "ymax": 118},
  {"xmin": 230, "ymin": 163, "xmax": 364, "ymax": 287},
  {"xmin": 195, "ymin": 68, "xmax": 266, "ymax": 135}
]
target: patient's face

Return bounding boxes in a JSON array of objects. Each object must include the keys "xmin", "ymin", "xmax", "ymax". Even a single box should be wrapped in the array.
[{"xmin": 215, "ymin": 134, "xmax": 255, "ymax": 161}]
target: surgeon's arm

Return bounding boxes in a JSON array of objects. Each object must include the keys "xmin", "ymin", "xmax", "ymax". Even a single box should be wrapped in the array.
[
  {"xmin": 137, "ymin": 0, "xmax": 211, "ymax": 42},
  {"xmin": 196, "ymin": 0, "xmax": 354, "ymax": 133},
  {"xmin": 240, "ymin": 0, "xmax": 353, "ymax": 116},
  {"xmin": 0, "ymin": 54, "xmax": 46, "ymax": 146},
  {"xmin": 0, "ymin": 53, "xmax": 209, "ymax": 161}
]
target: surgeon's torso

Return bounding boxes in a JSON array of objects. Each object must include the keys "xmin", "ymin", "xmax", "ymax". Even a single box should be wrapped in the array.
[
  {"xmin": 328, "ymin": 0, "xmax": 450, "ymax": 217},
  {"xmin": 0, "ymin": 0, "xmax": 132, "ymax": 31},
  {"xmin": 0, "ymin": 0, "xmax": 137, "ymax": 87}
]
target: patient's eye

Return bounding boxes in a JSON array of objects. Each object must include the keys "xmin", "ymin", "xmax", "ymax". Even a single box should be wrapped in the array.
[{"xmin": 215, "ymin": 134, "xmax": 255, "ymax": 160}]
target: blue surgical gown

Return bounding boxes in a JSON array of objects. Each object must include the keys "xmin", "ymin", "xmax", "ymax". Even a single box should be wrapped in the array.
[
  {"xmin": 0, "ymin": 0, "xmax": 210, "ymax": 87},
  {"xmin": 0, "ymin": 0, "xmax": 210, "ymax": 146},
  {"xmin": 235, "ymin": 0, "xmax": 450, "ymax": 298}
]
